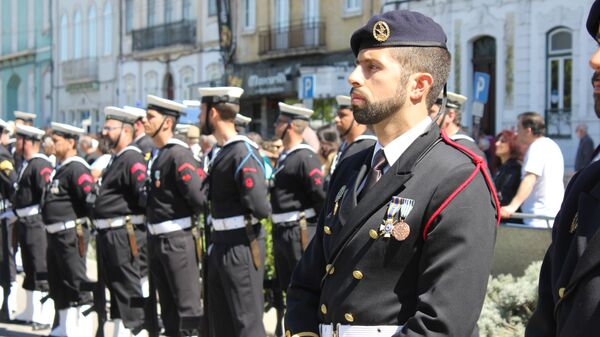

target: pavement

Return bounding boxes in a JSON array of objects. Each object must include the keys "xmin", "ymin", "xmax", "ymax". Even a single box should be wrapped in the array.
[{"xmin": 0, "ymin": 257, "xmax": 280, "ymax": 337}]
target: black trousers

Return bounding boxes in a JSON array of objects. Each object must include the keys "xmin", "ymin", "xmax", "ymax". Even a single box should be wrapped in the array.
[
  {"xmin": 136, "ymin": 226, "xmax": 148, "ymax": 279},
  {"xmin": 96, "ymin": 227, "xmax": 145, "ymax": 332},
  {"xmin": 46, "ymin": 227, "xmax": 92, "ymax": 310},
  {"xmin": 207, "ymin": 231, "xmax": 266, "ymax": 337},
  {"xmin": 272, "ymin": 221, "xmax": 316, "ymax": 291},
  {"xmin": 0, "ymin": 220, "xmax": 16, "ymax": 287},
  {"xmin": 16, "ymin": 215, "xmax": 48, "ymax": 291},
  {"xmin": 147, "ymin": 229, "xmax": 202, "ymax": 337}
]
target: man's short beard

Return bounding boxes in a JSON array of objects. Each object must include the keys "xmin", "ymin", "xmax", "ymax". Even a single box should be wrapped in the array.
[{"xmin": 352, "ymin": 90, "xmax": 405, "ymax": 125}]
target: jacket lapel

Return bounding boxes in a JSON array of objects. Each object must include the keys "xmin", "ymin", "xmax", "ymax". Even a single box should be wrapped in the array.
[
  {"xmin": 336, "ymin": 163, "xmax": 367, "ymax": 227},
  {"xmin": 328, "ymin": 128, "xmax": 438, "ymax": 259},
  {"xmin": 567, "ymin": 181, "xmax": 600, "ymax": 288}
]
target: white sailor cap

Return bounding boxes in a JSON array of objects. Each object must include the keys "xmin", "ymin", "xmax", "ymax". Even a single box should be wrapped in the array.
[
  {"xmin": 15, "ymin": 124, "xmax": 45, "ymax": 141},
  {"xmin": 14, "ymin": 111, "xmax": 36, "ymax": 122},
  {"xmin": 51, "ymin": 122, "xmax": 85, "ymax": 139},
  {"xmin": 0, "ymin": 119, "xmax": 9, "ymax": 131},
  {"xmin": 198, "ymin": 87, "xmax": 244, "ymax": 105},
  {"xmin": 123, "ymin": 105, "xmax": 147, "ymax": 120},
  {"xmin": 436, "ymin": 91, "xmax": 468, "ymax": 110},
  {"xmin": 175, "ymin": 124, "xmax": 192, "ymax": 135},
  {"xmin": 336, "ymin": 95, "xmax": 351, "ymax": 108},
  {"xmin": 104, "ymin": 106, "xmax": 140, "ymax": 124},
  {"xmin": 278, "ymin": 102, "xmax": 314, "ymax": 120},
  {"xmin": 147, "ymin": 95, "xmax": 187, "ymax": 117},
  {"xmin": 235, "ymin": 114, "xmax": 252, "ymax": 127}
]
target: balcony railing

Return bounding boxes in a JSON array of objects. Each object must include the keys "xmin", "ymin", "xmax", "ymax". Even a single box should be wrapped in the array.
[
  {"xmin": 544, "ymin": 108, "xmax": 571, "ymax": 138},
  {"xmin": 61, "ymin": 58, "xmax": 99, "ymax": 84},
  {"xmin": 132, "ymin": 20, "xmax": 196, "ymax": 52},
  {"xmin": 259, "ymin": 20, "xmax": 325, "ymax": 55}
]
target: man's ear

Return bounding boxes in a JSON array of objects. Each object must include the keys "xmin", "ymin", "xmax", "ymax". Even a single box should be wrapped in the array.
[{"xmin": 409, "ymin": 72, "xmax": 433, "ymax": 102}]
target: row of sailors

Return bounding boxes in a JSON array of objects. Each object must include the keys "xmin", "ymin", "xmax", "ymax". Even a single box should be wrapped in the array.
[{"xmin": 0, "ymin": 83, "xmax": 472, "ymax": 337}]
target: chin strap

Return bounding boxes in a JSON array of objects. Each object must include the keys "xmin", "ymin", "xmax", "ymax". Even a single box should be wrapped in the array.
[
  {"xmin": 151, "ymin": 116, "xmax": 168, "ymax": 139},
  {"xmin": 340, "ymin": 119, "xmax": 355, "ymax": 139}
]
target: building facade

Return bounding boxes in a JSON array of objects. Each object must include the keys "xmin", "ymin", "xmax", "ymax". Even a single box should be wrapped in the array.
[
  {"xmin": 118, "ymin": 0, "xmax": 222, "ymax": 124},
  {"xmin": 0, "ymin": 0, "xmax": 52, "ymax": 126},
  {"xmin": 52, "ymin": 0, "xmax": 120, "ymax": 132}
]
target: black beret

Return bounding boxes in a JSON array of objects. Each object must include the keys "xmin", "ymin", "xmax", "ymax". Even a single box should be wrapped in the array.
[
  {"xmin": 587, "ymin": 0, "xmax": 600, "ymax": 39},
  {"xmin": 350, "ymin": 10, "xmax": 447, "ymax": 57}
]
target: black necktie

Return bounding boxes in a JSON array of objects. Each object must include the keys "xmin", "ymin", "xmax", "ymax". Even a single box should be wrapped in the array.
[{"xmin": 358, "ymin": 149, "xmax": 387, "ymax": 200}]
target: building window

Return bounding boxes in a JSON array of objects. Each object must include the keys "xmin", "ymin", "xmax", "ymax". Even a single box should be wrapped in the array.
[
  {"xmin": 103, "ymin": 2, "xmax": 112, "ymax": 55},
  {"xmin": 164, "ymin": 0, "xmax": 172, "ymax": 23},
  {"xmin": 208, "ymin": 0, "xmax": 217, "ymax": 17},
  {"xmin": 545, "ymin": 27, "xmax": 572, "ymax": 138},
  {"xmin": 144, "ymin": 71, "xmax": 158, "ymax": 96},
  {"xmin": 74, "ymin": 10, "xmax": 82, "ymax": 59},
  {"xmin": 60, "ymin": 15, "xmax": 68, "ymax": 61},
  {"xmin": 179, "ymin": 67, "xmax": 194, "ymax": 100},
  {"xmin": 88, "ymin": 5, "xmax": 97, "ymax": 57},
  {"xmin": 148, "ymin": 0, "xmax": 156, "ymax": 26},
  {"xmin": 125, "ymin": 0, "xmax": 133, "ymax": 33},
  {"xmin": 344, "ymin": 0, "xmax": 361, "ymax": 13},
  {"xmin": 182, "ymin": 0, "xmax": 191, "ymax": 20},
  {"xmin": 124, "ymin": 74, "xmax": 137, "ymax": 106},
  {"xmin": 242, "ymin": 0, "xmax": 255, "ymax": 31}
]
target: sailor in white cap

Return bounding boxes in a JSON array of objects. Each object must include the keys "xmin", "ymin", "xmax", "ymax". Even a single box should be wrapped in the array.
[
  {"xmin": 13, "ymin": 124, "xmax": 54, "ymax": 328},
  {"xmin": 13, "ymin": 111, "xmax": 36, "ymax": 126},
  {"xmin": 124, "ymin": 106, "xmax": 154, "ymax": 163},
  {"xmin": 329, "ymin": 95, "xmax": 377, "ymax": 179},
  {"xmin": 198, "ymin": 86, "xmax": 270, "ymax": 337},
  {"xmin": 0, "ymin": 118, "xmax": 18, "ymax": 322},
  {"xmin": 43, "ymin": 123, "xmax": 94, "ymax": 337},
  {"xmin": 142, "ymin": 95, "xmax": 206, "ymax": 336},
  {"xmin": 429, "ymin": 92, "xmax": 475, "ymax": 142},
  {"xmin": 234, "ymin": 113, "xmax": 252, "ymax": 134},
  {"xmin": 270, "ymin": 102, "xmax": 325, "ymax": 296},
  {"xmin": 90, "ymin": 107, "xmax": 149, "ymax": 337}
]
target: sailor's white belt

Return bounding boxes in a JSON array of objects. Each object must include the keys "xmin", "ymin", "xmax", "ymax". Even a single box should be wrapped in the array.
[
  {"xmin": 212, "ymin": 215, "xmax": 258, "ymax": 231},
  {"xmin": 148, "ymin": 217, "xmax": 191, "ymax": 235},
  {"xmin": 46, "ymin": 218, "xmax": 87, "ymax": 234},
  {"xmin": 272, "ymin": 208, "xmax": 316, "ymax": 224},
  {"xmin": 15, "ymin": 204, "xmax": 40, "ymax": 217},
  {"xmin": 95, "ymin": 215, "xmax": 146, "ymax": 230},
  {"xmin": 319, "ymin": 324, "xmax": 403, "ymax": 337}
]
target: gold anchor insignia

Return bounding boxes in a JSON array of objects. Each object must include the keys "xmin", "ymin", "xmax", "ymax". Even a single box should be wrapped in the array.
[{"xmin": 372, "ymin": 21, "xmax": 390, "ymax": 42}]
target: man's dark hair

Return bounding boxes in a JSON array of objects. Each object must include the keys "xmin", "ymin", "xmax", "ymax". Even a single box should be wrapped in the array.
[
  {"xmin": 391, "ymin": 47, "xmax": 451, "ymax": 109},
  {"xmin": 518, "ymin": 111, "xmax": 545, "ymax": 136},
  {"xmin": 213, "ymin": 102, "xmax": 240, "ymax": 121}
]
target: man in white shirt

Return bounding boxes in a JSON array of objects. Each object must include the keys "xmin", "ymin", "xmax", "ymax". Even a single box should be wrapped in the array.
[{"xmin": 501, "ymin": 112, "xmax": 564, "ymax": 227}]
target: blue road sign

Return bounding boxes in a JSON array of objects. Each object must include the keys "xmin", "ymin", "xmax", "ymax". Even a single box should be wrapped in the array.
[
  {"xmin": 473, "ymin": 72, "xmax": 490, "ymax": 104},
  {"xmin": 302, "ymin": 75, "xmax": 315, "ymax": 99}
]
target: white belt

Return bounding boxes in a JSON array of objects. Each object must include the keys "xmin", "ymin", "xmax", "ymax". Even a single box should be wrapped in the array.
[
  {"xmin": 148, "ymin": 217, "xmax": 191, "ymax": 235},
  {"xmin": 46, "ymin": 218, "xmax": 87, "ymax": 234},
  {"xmin": 319, "ymin": 324, "xmax": 403, "ymax": 337},
  {"xmin": 15, "ymin": 204, "xmax": 40, "ymax": 217},
  {"xmin": 272, "ymin": 208, "xmax": 316, "ymax": 223},
  {"xmin": 95, "ymin": 215, "xmax": 146, "ymax": 230},
  {"xmin": 212, "ymin": 215, "xmax": 258, "ymax": 231}
]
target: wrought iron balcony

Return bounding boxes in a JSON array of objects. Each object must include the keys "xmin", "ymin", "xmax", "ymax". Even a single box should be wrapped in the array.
[
  {"xmin": 61, "ymin": 57, "xmax": 99, "ymax": 84},
  {"xmin": 259, "ymin": 20, "xmax": 325, "ymax": 55},
  {"xmin": 132, "ymin": 20, "xmax": 196, "ymax": 52}
]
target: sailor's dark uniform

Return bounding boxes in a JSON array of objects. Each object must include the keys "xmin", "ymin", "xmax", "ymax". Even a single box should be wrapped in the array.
[
  {"xmin": 91, "ymin": 145, "xmax": 147, "ymax": 333},
  {"xmin": 0, "ymin": 145, "xmax": 17, "ymax": 294},
  {"xmin": 146, "ymin": 137, "xmax": 206, "ymax": 336},
  {"xmin": 14, "ymin": 153, "xmax": 53, "ymax": 292},
  {"xmin": 270, "ymin": 144, "xmax": 325, "ymax": 290},
  {"xmin": 206, "ymin": 135, "xmax": 271, "ymax": 337},
  {"xmin": 42, "ymin": 156, "xmax": 93, "ymax": 310},
  {"xmin": 328, "ymin": 133, "xmax": 378, "ymax": 179}
]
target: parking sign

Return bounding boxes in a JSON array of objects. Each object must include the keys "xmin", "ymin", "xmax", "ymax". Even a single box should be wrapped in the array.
[
  {"xmin": 473, "ymin": 72, "xmax": 490, "ymax": 104},
  {"xmin": 301, "ymin": 75, "xmax": 315, "ymax": 99}
]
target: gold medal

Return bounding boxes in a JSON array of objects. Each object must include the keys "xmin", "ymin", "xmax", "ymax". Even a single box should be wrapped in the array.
[{"xmin": 392, "ymin": 220, "xmax": 410, "ymax": 241}]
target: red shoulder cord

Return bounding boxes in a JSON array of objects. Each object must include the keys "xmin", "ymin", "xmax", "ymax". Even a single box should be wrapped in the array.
[{"xmin": 422, "ymin": 131, "xmax": 502, "ymax": 240}]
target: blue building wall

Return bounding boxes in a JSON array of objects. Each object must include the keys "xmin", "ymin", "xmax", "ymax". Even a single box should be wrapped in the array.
[{"xmin": 0, "ymin": 0, "xmax": 52, "ymax": 126}]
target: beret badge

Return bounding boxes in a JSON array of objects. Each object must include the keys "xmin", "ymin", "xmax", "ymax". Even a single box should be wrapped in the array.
[{"xmin": 372, "ymin": 20, "xmax": 391, "ymax": 42}]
